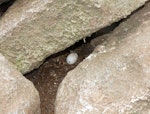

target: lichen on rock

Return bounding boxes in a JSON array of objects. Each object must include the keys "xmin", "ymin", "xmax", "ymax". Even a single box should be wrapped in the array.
[{"xmin": 0, "ymin": 0, "xmax": 148, "ymax": 74}]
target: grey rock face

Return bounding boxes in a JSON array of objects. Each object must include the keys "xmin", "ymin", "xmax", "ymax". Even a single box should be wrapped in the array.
[
  {"xmin": 0, "ymin": 0, "xmax": 148, "ymax": 74},
  {"xmin": 55, "ymin": 3, "xmax": 150, "ymax": 114},
  {"xmin": 0, "ymin": 53, "xmax": 41, "ymax": 114}
]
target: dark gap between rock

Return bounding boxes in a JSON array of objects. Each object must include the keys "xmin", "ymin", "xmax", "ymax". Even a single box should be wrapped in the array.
[{"xmin": 0, "ymin": 0, "xmax": 16, "ymax": 17}]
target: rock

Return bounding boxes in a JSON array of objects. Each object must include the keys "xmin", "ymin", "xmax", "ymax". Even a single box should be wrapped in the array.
[
  {"xmin": 0, "ymin": 0, "xmax": 148, "ymax": 74},
  {"xmin": 55, "ymin": 3, "xmax": 150, "ymax": 114},
  {"xmin": 0, "ymin": 53, "xmax": 41, "ymax": 114}
]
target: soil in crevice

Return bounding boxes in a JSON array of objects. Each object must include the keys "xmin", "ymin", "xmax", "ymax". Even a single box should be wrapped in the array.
[{"xmin": 25, "ymin": 41, "xmax": 95, "ymax": 114}]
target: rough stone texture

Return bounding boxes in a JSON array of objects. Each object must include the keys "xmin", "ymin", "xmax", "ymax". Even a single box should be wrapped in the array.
[
  {"xmin": 0, "ymin": 0, "xmax": 148, "ymax": 74},
  {"xmin": 0, "ymin": 53, "xmax": 41, "ymax": 114},
  {"xmin": 55, "ymin": 3, "xmax": 150, "ymax": 114}
]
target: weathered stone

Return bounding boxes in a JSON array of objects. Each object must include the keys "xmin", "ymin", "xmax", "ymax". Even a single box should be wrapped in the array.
[
  {"xmin": 55, "ymin": 3, "xmax": 150, "ymax": 114},
  {"xmin": 0, "ymin": 0, "xmax": 148, "ymax": 74},
  {"xmin": 0, "ymin": 53, "xmax": 41, "ymax": 114}
]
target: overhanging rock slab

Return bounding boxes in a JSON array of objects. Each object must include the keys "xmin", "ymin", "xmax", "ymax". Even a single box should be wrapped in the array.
[{"xmin": 0, "ymin": 0, "xmax": 148, "ymax": 74}]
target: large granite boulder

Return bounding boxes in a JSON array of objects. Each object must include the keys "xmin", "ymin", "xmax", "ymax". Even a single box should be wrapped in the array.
[
  {"xmin": 0, "ymin": 0, "xmax": 148, "ymax": 74},
  {"xmin": 0, "ymin": 53, "xmax": 41, "ymax": 114},
  {"xmin": 55, "ymin": 2, "xmax": 150, "ymax": 114}
]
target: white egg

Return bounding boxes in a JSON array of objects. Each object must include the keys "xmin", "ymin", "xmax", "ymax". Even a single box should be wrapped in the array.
[{"xmin": 66, "ymin": 52, "xmax": 78, "ymax": 65}]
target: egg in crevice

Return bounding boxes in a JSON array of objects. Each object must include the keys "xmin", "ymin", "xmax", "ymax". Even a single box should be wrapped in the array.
[{"xmin": 66, "ymin": 52, "xmax": 78, "ymax": 65}]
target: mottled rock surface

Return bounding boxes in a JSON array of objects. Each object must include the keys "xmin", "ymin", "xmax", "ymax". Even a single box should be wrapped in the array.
[
  {"xmin": 0, "ymin": 53, "xmax": 41, "ymax": 114},
  {"xmin": 55, "ymin": 3, "xmax": 150, "ymax": 114},
  {"xmin": 0, "ymin": 0, "xmax": 148, "ymax": 74}
]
